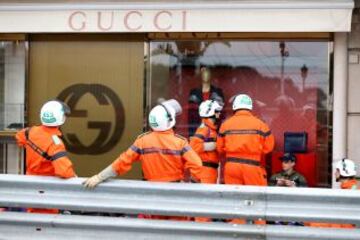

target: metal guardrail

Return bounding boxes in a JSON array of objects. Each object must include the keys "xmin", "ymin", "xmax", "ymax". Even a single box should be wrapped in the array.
[
  {"xmin": 0, "ymin": 174, "xmax": 360, "ymax": 239},
  {"xmin": 1, "ymin": 212, "xmax": 360, "ymax": 240},
  {"xmin": 1, "ymin": 174, "xmax": 360, "ymax": 223}
]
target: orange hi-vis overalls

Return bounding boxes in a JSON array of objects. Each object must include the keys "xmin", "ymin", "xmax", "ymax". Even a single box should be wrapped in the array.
[
  {"xmin": 341, "ymin": 179, "xmax": 358, "ymax": 190},
  {"xmin": 307, "ymin": 179, "xmax": 358, "ymax": 229},
  {"xmin": 16, "ymin": 125, "xmax": 76, "ymax": 214},
  {"xmin": 111, "ymin": 129, "xmax": 203, "ymax": 182},
  {"xmin": 190, "ymin": 119, "xmax": 219, "ymax": 184},
  {"xmin": 217, "ymin": 110, "xmax": 274, "ymax": 186}
]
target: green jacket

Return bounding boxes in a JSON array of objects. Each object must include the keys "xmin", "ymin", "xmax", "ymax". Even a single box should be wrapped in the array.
[{"xmin": 269, "ymin": 170, "xmax": 307, "ymax": 187}]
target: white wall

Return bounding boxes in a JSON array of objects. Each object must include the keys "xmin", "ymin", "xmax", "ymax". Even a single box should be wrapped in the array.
[{"xmin": 347, "ymin": 6, "xmax": 360, "ymax": 171}]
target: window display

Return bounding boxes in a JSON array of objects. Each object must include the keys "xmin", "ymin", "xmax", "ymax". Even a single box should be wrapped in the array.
[{"xmin": 149, "ymin": 40, "xmax": 331, "ymax": 187}]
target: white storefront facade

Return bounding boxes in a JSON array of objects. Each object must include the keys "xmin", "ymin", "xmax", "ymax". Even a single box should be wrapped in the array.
[{"xmin": 0, "ymin": 0, "xmax": 358, "ymax": 188}]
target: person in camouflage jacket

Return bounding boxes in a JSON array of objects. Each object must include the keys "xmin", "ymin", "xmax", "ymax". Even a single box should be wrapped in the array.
[{"xmin": 269, "ymin": 153, "xmax": 307, "ymax": 187}]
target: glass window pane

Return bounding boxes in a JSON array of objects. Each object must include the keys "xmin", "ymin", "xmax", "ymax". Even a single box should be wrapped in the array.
[
  {"xmin": 0, "ymin": 40, "xmax": 26, "ymax": 174},
  {"xmin": 149, "ymin": 40, "xmax": 330, "ymax": 187},
  {"xmin": 0, "ymin": 41, "xmax": 26, "ymax": 130}
]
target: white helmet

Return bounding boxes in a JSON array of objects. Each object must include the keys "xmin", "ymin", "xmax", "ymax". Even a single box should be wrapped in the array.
[
  {"xmin": 335, "ymin": 158, "xmax": 357, "ymax": 177},
  {"xmin": 148, "ymin": 99, "xmax": 182, "ymax": 131},
  {"xmin": 232, "ymin": 94, "xmax": 253, "ymax": 111},
  {"xmin": 199, "ymin": 100, "xmax": 222, "ymax": 118},
  {"xmin": 40, "ymin": 100, "xmax": 70, "ymax": 127}
]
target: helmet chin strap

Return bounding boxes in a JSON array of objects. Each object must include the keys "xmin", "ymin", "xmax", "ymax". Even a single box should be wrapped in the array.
[
  {"xmin": 335, "ymin": 176, "xmax": 340, "ymax": 182},
  {"xmin": 342, "ymin": 158, "xmax": 349, "ymax": 175},
  {"xmin": 160, "ymin": 103, "xmax": 172, "ymax": 127},
  {"xmin": 205, "ymin": 100, "xmax": 214, "ymax": 116}
]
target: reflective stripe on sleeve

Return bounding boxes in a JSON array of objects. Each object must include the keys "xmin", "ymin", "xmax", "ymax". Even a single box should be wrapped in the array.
[{"xmin": 50, "ymin": 151, "xmax": 67, "ymax": 161}]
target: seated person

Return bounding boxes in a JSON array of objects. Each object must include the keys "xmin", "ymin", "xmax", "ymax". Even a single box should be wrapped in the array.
[
  {"xmin": 269, "ymin": 153, "xmax": 307, "ymax": 187},
  {"xmin": 268, "ymin": 153, "xmax": 307, "ymax": 226}
]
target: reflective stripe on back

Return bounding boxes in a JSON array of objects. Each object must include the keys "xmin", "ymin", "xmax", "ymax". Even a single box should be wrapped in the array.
[
  {"xmin": 142, "ymin": 148, "xmax": 182, "ymax": 156},
  {"xmin": 221, "ymin": 129, "xmax": 271, "ymax": 137},
  {"xmin": 227, "ymin": 157, "xmax": 260, "ymax": 166},
  {"xmin": 130, "ymin": 146, "xmax": 190, "ymax": 156}
]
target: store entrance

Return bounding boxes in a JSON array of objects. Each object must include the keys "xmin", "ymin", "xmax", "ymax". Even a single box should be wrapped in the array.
[{"xmin": 28, "ymin": 35, "xmax": 145, "ymax": 178}]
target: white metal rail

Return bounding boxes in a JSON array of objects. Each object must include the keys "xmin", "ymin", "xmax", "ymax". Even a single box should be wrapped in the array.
[
  {"xmin": 0, "ymin": 174, "xmax": 360, "ymax": 239},
  {"xmin": 0, "ymin": 174, "xmax": 359, "ymax": 223},
  {"xmin": 1, "ymin": 212, "xmax": 360, "ymax": 240}
]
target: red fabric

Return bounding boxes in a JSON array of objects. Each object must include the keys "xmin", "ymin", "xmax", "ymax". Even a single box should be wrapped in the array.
[{"xmin": 202, "ymin": 91, "xmax": 210, "ymax": 100}]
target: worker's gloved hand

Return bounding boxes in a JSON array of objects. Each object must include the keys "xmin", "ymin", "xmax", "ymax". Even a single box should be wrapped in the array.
[
  {"xmin": 204, "ymin": 142, "xmax": 216, "ymax": 151},
  {"xmin": 83, "ymin": 165, "xmax": 117, "ymax": 189},
  {"xmin": 83, "ymin": 175, "xmax": 103, "ymax": 189}
]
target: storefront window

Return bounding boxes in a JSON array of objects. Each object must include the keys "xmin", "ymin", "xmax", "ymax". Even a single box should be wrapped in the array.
[
  {"xmin": 148, "ymin": 40, "xmax": 331, "ymax": 187},
  {"xmin": 0, "ymin": 41, "xmax": 26, "ymax": 130},
  {"xmin": 0, "ymin": 40, "xmax": 26, "ymax": 174}
]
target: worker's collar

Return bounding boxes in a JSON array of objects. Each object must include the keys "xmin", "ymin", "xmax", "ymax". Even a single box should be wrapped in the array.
[
  {"xmin": 153, "ymin": 129, "xmax": 174, "ymax": 134},
  {"xmin": 202, "ymin": 118, "xmax": 217, "ymax": 130},
  {"xmin": 234, "ymin": 110, "xmax": 253, "ymax": 116},
  {"xmin": 40, "ymin": 125, "xmax": 62, "ymax": 136},
  {"xmin": 341, "ymin": 179, "xmax": 358, "ymax": 189}
]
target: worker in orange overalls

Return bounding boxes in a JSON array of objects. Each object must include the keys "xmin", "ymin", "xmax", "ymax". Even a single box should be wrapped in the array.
[
  {"xmin": 190, "ymin": 100, "xmax": 222, "ymax": 184},
  {"xmin": 335, "ymin": 158, "xmax": 358, "ymax": 190},
  {"xmin": 190, "ymin": 100, "xmax": 222, "ymax": 222},
  {"xmin": 217, "ymin": 94, "xmax": 274, "ymax": 187},
  {"xmin": 83, "ymin": 99, "xmax": 202, "ymax": 183},
  {"xmin": 83, "ymin": 99, "xmax": 203, "ymax": 220},
  {"xmin": 307, "ymin": 158, "xmax": 358, "ymax": 228},
  {"xmin": 16, "ymin": 100, "xmax": 76, "ymax": 214}
]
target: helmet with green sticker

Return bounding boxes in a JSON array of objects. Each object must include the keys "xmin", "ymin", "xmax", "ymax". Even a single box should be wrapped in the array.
[
  {"xmin": 148, "ymin": 99, "xmax": 182, "ymax": 131},
  {"xmin": 40, "ymin": 100, "xmax": 70, "ymax": 127},
  {"xmin": 232, "ymin": 94, "xmax": 253, "ymax": 111}
]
